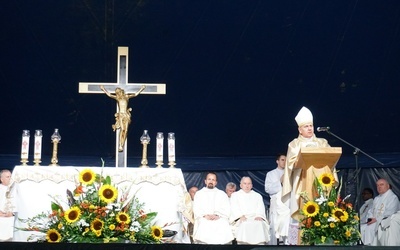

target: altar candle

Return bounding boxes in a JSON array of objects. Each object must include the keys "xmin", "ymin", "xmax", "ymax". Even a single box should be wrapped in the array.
[
  {"xmin": 34, "ymin": 130, "xmax": 43, "ymax": 160},
  {"xmin": 21, "ymin": 130, "xmax": 30, "ymax": 159},
  {"xmin": 168, "ymin": 132, "xmax": 175, "ymax": 162},
  {"xmin": 156, "ymin": 132, "xmax": 164, "ymax": 162}
]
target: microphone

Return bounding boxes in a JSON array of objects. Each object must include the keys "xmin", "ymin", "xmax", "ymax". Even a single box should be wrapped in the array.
[{"xmin": 317, "ymin": 126, "xmax": 330, "ymax": 132}]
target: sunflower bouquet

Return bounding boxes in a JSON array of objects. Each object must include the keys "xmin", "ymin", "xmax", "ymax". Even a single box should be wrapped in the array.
[
  {"xmin": 18, "ymin": 168, "xmax": 164, "ymax": 243},
  {"xmin": 299, "ymin": 172, "xmax": 361, "ymax": 246}
]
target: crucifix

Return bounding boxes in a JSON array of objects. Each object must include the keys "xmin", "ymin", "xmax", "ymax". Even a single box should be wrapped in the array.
[{"xmin": 79, "ymin": 47, "xmax": 166, "ymax": 168}]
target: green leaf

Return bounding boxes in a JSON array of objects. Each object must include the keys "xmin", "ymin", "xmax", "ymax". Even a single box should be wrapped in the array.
[{"xmin": 51, "ymin": 201, "xmax": 61, "ymax": 211}]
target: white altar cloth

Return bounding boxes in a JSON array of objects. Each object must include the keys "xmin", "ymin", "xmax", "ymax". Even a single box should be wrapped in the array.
[{"xmin": 11, "ymin": 165, "xmax": 190, "ymax": 243}]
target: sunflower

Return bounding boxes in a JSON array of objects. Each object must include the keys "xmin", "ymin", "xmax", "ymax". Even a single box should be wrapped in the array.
[
  {"xmin": 98, "ymin": 184, "xmax": 118, "ymax": 203},
  {"xmin": 332, "ymin": 208, "xmax": 349, "ymax": 222},
  {"xmin": 91, "ymin": 218, "xmax": 104, "ymax": 234},
  {"xmin": 64, "ymin": 206, "xmax": 81, "ymax": 223},
  {"xmin": 302, "ymin": 201, "xmax": 320, "ymax": 217},
  {"xmin": 116, "ymin": 211, "xmax": 131, "ymax": 224},
  {"xmin": 79, "ymin": 169, "xmax": 96, "ymax": 185},
  {"xmin": 151, "ymin": 225, "xmax": 163, "ymax": 240},
  {"xmin": 46, "ymin": 229, "xmax": 62, "ymax": 243},
  {"xmin": 318, "ymin": 173, "xmax": 335, "ymax": 187}
]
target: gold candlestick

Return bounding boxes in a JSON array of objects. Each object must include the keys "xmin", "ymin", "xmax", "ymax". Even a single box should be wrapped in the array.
[
  {"xmin": 49, "ymin": 129, "xmax": 61, "ymax": 166},
  {"xmin": 168, "ymin": 161, "xmax": 176, "ymax": 168},
  {"xmin": 139, "ymin": 130, "xmax": 150, "ymax": 168}
]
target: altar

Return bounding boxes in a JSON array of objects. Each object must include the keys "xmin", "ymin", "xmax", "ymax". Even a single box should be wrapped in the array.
[{"xmin": 11, "ymin": 165, "xmax": 191, "ymax": 243}]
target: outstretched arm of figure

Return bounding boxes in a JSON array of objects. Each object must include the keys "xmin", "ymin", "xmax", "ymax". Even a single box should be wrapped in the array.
[
  {"xmin": 100, "ymin": 85, "xmax": 117, "ymax": 99},
  {"xmin": 127, "ymin": 85, "xmax": 146, "ymax": 98}
]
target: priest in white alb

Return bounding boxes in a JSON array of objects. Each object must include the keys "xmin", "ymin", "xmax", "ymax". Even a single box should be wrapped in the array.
[
  {"xmin": 230, "ymin": 176, "xmax": 270, "ymax": 245},
  {"xmin": 363, "ymin": 178, "xmax": 399, "ymax": 246},
  {"xmin": 0, "ymin": 169, "xmax": 17, "ymax": 241},
  {"xmin": 265, "ymin": 154, "xmax": 290, "ymax": 245},
  {"xmin": 193, "ymin": 172, "xmax": 234, "ymax": 244}
]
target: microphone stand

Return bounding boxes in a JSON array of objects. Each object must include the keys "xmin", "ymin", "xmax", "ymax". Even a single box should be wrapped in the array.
[{"xmin": 320, "ymin": 128, "xmax": 384, "ymax": 210}]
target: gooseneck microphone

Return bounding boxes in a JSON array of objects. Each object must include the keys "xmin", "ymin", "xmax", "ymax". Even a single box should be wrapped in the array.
[{"xmin": 316, "ymin": 126, "xmax": 330, "ymax": 132}]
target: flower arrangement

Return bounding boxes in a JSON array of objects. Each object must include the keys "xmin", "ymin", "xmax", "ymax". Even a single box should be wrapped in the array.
[
  {"xmin": 19, "ymin": 168, "xmax": 163, "ymax": 243},
  {"xmin": 299, "ymin": 172, "xmax": 361, "ymax": 245}
]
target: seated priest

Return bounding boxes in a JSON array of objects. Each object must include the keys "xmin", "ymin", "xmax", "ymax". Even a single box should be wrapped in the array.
[
  {"xmin": 377, "ymin": 210, "xmax": 400, "ymax": 246},
  {"xmin": 230, "ymin": 176, "xmax": 270, "ymax": 245},
  {"xmin": 193, "ymin": 172, "xmax": 234, "ymax": 244},
  {"xmin": 363, "ymin": 178, "xmax": 400, "ymax": 246}
]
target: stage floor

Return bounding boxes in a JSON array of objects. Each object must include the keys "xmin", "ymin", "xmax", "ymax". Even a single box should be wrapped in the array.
[{"xmin": 0, "ymin": 242, "xmax": 398, "ymax": 250}]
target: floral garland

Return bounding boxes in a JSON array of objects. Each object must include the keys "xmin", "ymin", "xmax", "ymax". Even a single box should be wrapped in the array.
[
  {"xmin": 299, "ymin": 172, "xmax": 361, "ymax": 245},
  {"xmin": 19, "ymin": 168, "xmax": 163, "ymax": 243}
]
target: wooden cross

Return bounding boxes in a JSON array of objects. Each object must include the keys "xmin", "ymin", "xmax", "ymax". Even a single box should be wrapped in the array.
[{"xmin": 79, "ymin": 47, "xmax": 166, "ymax": 168}]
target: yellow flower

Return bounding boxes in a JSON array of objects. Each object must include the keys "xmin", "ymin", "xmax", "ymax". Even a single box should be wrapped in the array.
[
  {"xmin": 328, "ymin": 201, "xmax": 335, "ymax": 207},
  {"xmin": 98, "ymin": 184, "xmax": 118, "ymax": 203},
  {"xmin": 302, "ymin": 201, "xmax": 320, "ymax": 217},
  {"xmin": 323, "ymin": 212, "xmax": 329, "ymax": 217},
  {"xmin": 46, "ymin": 229, "xmax": 61, "ymax": 243},
  {"xmin": 79, "ymin": 169, "xmax": 96, "ymax": 185},
  {"xmin": 332, "ymin": 208, "xmax": 348, "ymax": 222},
  {"xmin": 109, "ymin": 224, "xmax": 116, "ymax": 230},
  {"xmin": 57, "ymin": 223, "xmax": 63, "ymax": 229},
  {"xmin": 116, "ymin": 212, "xmax": 131, "ymax": 224},
  {"xmin": 64, "ymin": 206, "xmax": 81, "ymax": 223},
  {"xmin": 330, "ymin": 222, "xmax": 335, "ymax": 228},
  {"xmin": 91, "ymin": 218, "xmax": 104, "ymax": 234},
  {"xmin": 314, "ymin": 221, "xmax": 321, "ymax": 227},
  {"xmin": 318, "ymin": 173, "xmax": 335, "ymax": 187},
  {"xmin": 151, "ymin": 225, "xmax": 163, "ymax": 240},
  {"xmin": 345, "ymin": 229, "xmax": 352, "ymax": 238},
  {"xmin": 354, "ymin": 215, "xmax": 360, "ymax": 221}
]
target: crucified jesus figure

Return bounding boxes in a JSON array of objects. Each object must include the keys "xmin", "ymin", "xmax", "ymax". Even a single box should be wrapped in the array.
[{"xmin": 100, "ymin": 85, "xmax": 146, "ymax": 152}]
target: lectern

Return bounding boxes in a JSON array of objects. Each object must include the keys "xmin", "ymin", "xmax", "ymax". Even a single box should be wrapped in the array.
[{"xmin": 295, "ymin": 147, "xmax": 342, "ymax": 202}]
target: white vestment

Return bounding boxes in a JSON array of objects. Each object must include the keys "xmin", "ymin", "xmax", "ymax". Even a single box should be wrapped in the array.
[
  {"xmin": 363, "ymin": 189, "xmax": 400, "ymax": 246},
  {"xmin": 0, "ymin": 184, "xmax": 17, "ymax": 241},
  {"xmin": 193, "ymin": 187, "xmax": 233, "ymax": 244},
  {"xmin": 377, "ymin": 211, "xmax": 400, "ymax": 246},
  {"xmin": 230, "ymin": 189, "xmax": 270, "ymax": 245},
  {"xmin": 360, "ymin": 198, "xmax": 374, "ymax": 244},
  {"xmin": 265, "ymin": 167, "xmax": 290, "ymax": 244}
]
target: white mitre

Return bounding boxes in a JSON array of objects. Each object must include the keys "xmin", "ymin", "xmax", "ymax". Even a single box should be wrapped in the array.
[{"xmin": 295, "ymin": 106, "xmax": 313, "ymax": 126}]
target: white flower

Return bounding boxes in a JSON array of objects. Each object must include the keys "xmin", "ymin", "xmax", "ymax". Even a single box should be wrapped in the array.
[
  {"xmin": 315, "ymin": 195, "xmax": 327, "ymax": 205},
  {"xmin": 77, "ymin": 219, "xmax": 89, "ymax": 227},
  {"xmin": 328, "ymin": 217, "xmax": 337, "ymax": 222},
  {"xmin": 129, "ymin": 221, "xmax": 142, "ymax": 232}
]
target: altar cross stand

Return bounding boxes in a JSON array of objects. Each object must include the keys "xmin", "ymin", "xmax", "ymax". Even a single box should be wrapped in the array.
[{"xmin": 79, "ymin": 46, "xmax": 166, "ymax": 168}]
